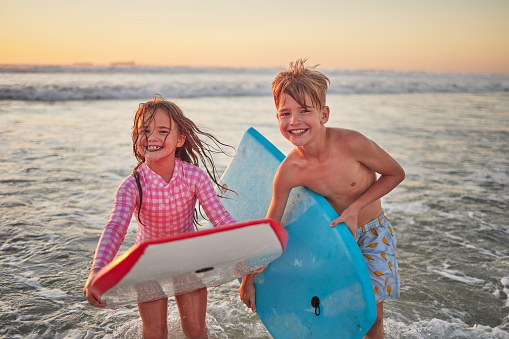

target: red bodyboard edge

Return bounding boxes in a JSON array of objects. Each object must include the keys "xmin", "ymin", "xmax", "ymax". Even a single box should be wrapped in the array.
[{"xmin": 89, "ymin": 218, "xmax": 287, "ymax": 301}]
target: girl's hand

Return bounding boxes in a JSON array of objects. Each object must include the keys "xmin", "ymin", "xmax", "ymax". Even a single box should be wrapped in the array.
[
  {"xmin": 329, "ymin": 208, "xmax": 359, "ymax": 239},
  {"xmin": 83, "ymin": 268, "xmax": 107, "ymax": 308}
]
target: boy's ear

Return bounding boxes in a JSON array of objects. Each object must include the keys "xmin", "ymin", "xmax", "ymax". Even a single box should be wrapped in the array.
[
  {"xmin": 320, "ymin": 106, "xmax": 330, "ymax": 124},
  {"xmin": 177, "ymin": 134, "xmax": 186, "ymax": 147}
]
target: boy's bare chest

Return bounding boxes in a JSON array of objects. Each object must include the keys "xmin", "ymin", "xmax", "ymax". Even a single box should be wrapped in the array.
[{"xmin": 293, "ymin": 156, "xmax": 367, "ymax": 199}]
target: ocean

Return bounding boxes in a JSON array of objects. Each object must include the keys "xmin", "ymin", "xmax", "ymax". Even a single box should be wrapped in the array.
[{"xmin": 0, "ymin": 65, "xmax": 508, "ymax": 338}]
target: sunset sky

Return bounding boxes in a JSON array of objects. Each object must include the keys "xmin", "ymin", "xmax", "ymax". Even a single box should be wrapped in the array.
[{"xmin": 1, "ymin": 0, "xmax": 508, "ymax": 74}]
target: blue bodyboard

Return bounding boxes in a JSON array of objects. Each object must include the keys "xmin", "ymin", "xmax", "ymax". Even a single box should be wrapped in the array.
[{"xmin": 220, "ymin": 128, "xmax": 376, "ymax": 338}]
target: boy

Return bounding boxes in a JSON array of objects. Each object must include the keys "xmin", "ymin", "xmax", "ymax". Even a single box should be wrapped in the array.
[{"xmin": 239, "ymin": 59, "xmax": 405, "ymax": 339}]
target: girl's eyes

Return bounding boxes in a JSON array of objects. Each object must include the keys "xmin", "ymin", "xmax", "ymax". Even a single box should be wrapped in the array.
[{"xmin": 140, "ymin": 128, "xmax": 169, "ymax": 134}]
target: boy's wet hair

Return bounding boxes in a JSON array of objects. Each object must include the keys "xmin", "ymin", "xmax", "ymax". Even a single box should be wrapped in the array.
[
  {"xmin": 131, "ymin": 94, "xmax": 234, "ymax": 228},
  {"xmin": 271, "ymin": 58, "xmax": 330, "ymax": 110}
]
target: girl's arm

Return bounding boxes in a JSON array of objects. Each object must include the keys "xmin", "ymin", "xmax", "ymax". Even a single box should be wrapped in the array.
[
  {"xmin": 83, "ymin": 268, "xmax": 106, "ymax": 307},
  {"xmin": 84, "ymin": 177, "xmax": 138, "ymax": 307},
  {"xmin": 195, "ymin": 170, "xmax": 237, "ymax": 227},
  {"xmin": 90, "ymin": 177, "xmax": 138, "ymax": 270}
]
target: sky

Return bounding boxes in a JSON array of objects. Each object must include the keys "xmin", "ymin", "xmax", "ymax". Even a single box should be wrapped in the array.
[{"xmin": 1, "ymin": 0, "xmax": 508, "ymax": 74}]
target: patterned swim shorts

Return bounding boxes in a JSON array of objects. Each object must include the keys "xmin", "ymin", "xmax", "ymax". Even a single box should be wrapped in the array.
[{"xmin": 355, "ymin": 210, "xmax": 400, "ymax": 303}]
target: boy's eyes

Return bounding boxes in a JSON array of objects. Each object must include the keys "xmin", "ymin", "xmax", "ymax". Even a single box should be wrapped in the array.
[{"xmin": 278, "ymin": 110, "xmax": 309, "ymax": 117}]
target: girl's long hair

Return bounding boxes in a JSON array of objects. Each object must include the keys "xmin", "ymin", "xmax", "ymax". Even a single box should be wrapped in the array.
[{"xmin": 131, "ymin": 94, "xmax": 234, "ymax": 228}]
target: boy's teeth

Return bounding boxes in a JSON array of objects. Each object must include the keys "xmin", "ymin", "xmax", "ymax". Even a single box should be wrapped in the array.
[{"xmin": 290, "ymin": 129, "xmax": 306, "ymax": 134}]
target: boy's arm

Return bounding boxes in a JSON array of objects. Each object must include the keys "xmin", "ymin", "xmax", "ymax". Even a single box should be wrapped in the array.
[
  {"xmin": 266, "ymin": 164, "xmax": 293, "ymax": 222},
  {"xmin": 239, "ymin": 164, "xmax": 293, "ymax": 312},
  {"xmin": 330, "ymin": 132, "xmax": 405, "ymax": 236}
]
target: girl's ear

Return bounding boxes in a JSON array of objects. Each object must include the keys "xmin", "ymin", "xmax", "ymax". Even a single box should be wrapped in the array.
[
  {"xmin": 320, "ymin": 106, "xmax": 330, "ymax": 125},
  {"xmin": 177, "ymin": 134, "xmax": 186, "ymax": 147}
]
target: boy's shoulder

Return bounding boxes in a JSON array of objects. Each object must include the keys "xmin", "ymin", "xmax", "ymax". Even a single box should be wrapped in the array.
[
  {"xmin": 327, "ymin": 127, "xmax": 372, "ymax": 153},
  {"xmin": 282, "ymin": 127, "xmax": 369, "ymax": 166},
  {"xmin": 327, "ymin": 127, "xmax": 365, "ymax": 142}
]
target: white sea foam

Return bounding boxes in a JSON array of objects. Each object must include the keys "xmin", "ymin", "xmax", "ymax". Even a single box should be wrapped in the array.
[
  {"xmin": 1, "ymin": 65, "xmax": 508, "ymax": 101},
  {"xmin": 427, "ymin": 264, "xmax": 485, "ymax": 285},
  {"xmin": 501, "ymin": 277, "xmax": 509, "ymax": 307},
  {"xmin": 64, "ymin": 316, "xmax": 509, "ymax": 339},
  {"xmin": 14, "ymin": 274, "xmax": 67, "ymax": 303},
  {"xmin": 502, "ymin": 278, "xmax": 509, "ymax": 292},
  {"xmin": 104, "ymin": 301, "xmax": 270, "ymax": 339},
  {"xmin": 385, "ymin": 317, "xmax": 509, "ymax": 339}
]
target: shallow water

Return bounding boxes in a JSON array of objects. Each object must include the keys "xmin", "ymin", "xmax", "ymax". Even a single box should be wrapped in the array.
[{"xmin": 1, "ymin": 89, "xmax": 508, "ymax": 338}]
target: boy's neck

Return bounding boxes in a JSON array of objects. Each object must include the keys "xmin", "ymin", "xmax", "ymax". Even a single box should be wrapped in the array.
[{"xmin": 294, "ymin": 127, "xmax": 330, "ymax": 160}]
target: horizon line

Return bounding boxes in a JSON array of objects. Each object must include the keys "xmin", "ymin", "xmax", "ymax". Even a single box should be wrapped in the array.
[{"xmin": 0, "ymin": 62, "xmax": 508, "ymax": 77}]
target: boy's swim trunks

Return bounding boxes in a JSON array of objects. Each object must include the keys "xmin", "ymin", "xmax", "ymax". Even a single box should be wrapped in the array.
[{"xmin": 356, "ymin": 210, "xmax": 400, "ymax": 303}]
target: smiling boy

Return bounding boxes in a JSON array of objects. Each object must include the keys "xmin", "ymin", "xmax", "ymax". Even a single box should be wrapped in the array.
[{"xmin": 239, "ymin": 59, "xmax": 405, "ymax": 338}]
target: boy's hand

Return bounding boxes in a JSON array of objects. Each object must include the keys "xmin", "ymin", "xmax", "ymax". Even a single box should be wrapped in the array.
[
  {"xmin": 239, "ymin": 273, "xmax": 257, "ymax": 312},
  {"xmin": 330, "ymin": 208, "xmax": 359, "ymax": 239},
  {"xmin": 83, "ymin": 268, "xmax": 107, "ymax": 308},
  {"xmin": 251, "ymin": 264, "xmax": 268, "ymax": 274}
]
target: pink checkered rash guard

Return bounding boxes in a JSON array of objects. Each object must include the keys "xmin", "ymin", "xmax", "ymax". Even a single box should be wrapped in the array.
[{"xmin": 91, "ymin": 158, "xmax": 236, "ymax": 270}]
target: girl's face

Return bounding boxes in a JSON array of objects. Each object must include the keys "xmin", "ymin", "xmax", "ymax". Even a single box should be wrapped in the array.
[{"xmin": 136, "ymin": 108, "xmax": 186, "ymax": 165}]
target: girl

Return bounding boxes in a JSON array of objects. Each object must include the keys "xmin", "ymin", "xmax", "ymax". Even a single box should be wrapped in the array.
[{"xmin": 83, "ymin": 95, "xmax": 237, "ymax": 339}]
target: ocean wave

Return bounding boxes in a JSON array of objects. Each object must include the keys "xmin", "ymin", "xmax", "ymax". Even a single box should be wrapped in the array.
[
  {"xmin": 385, "ymin": 317, "xmax": 509, "ymax": 339},
  {"xmin": 0, "ymin": 83, "xmax": 271, "ymax": 101},
  {"xmin": 0, "ymin": 64, "xmax": 271, "ymax": 74},
  {"xmin": 1, "ymin": 65, "xmax": 508, "ymax": 101}
]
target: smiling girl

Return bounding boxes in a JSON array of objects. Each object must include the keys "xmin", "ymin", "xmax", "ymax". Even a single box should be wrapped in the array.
[{"xmin": 83, "ymin": 95, "xmax": 236, "ymax": 339}]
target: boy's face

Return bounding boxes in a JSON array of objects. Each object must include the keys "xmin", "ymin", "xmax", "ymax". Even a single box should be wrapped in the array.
[{"xmin": 276, "ymin": 93, "xmax": 329, "ymax": 146}]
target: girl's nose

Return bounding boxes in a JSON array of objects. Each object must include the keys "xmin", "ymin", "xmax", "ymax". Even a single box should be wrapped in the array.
[{"xmin": 147, "ymin": 132, "xmax": 157, "ymax": 141}]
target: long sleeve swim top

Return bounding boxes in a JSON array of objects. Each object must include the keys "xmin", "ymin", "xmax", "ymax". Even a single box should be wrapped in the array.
[{"xmin": 91, "ymin": 158, "xmax": 236, "ymax": 270}]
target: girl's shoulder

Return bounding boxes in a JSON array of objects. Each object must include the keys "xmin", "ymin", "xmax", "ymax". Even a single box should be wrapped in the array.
[
  {"xmin": 115, "ymin": 171, "xmax": 139, "ymax": 195},
  {"xmin": 116, "ymin": 174, "xmax": 138, "ymax": 196},
  {"xmin": 178, "ymin": 159, "xmax": 208, "ymax": 181},
  {"xmin": 176, "ymin": 159, "xmax": 213, "ymax": 191},
  {"xmin": 117, "ymin": 170, "xmax": 137, "ymax": 184}
]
